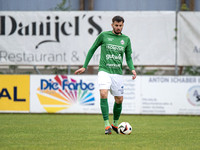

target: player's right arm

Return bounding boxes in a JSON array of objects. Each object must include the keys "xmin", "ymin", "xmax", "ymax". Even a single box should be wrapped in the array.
[{"xmin": 74, "ymin": 33, "xmax": 103, "ymax": 75}]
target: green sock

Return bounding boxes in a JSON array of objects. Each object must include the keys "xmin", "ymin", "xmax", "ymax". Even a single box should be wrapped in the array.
[
  {"xmin": 104, "ymin": 120, "xmax": 110, "ymax": 128},
  {"xmin": 100, "ymin": 98, "xmax": 110, "ymax": 127},
  {"xmin": 113, "ymin": 102, "xmax": 122, "ymax": 126},
  {"xmin": 113, "ymin": 120, "xmax": 118, "ymax": 127}
]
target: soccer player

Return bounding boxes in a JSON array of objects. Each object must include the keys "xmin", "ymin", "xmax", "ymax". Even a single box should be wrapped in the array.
[{"xmin": 75, "ymin": 16, "xmax": 137, "ymax": 134}]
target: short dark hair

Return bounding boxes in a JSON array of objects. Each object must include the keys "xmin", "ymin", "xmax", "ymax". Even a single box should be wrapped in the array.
[{"xmin": 112, "ymin": 16, "xmax": 124, "ymax": 23}]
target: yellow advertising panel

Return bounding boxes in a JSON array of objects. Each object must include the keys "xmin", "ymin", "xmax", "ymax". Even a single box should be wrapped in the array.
[{"xmin": 0, "ymin": 75, "xmax": 30, "ymax": 111}]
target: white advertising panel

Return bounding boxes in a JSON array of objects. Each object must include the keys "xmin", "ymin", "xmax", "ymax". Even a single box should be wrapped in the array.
[
  {"xmin": 30, "ymin": 75, "xmax": 139, "ymax": 114},
  {"xmin": 140, "ymin": 76, "xmax": 200, "ymax": 115},
  {"xmin": 0, "ymin": 11, "xmax": 175, "ymax": 65},
  {"xmin": 30, "ymin": 75, "xmax": 100, "ymax": 113},
  {"xmin": 178, "ymin": 12, "xmax": 200, "ymax": 66}
]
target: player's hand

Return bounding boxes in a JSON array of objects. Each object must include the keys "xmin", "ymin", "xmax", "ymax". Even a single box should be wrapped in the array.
[
  {"xmin": 132, "ymin": 70, "xmax": 137, "ymax": 80},
  {"xmin": 74, "ymin": 67, "xmax": 86, "ymax": 75}
]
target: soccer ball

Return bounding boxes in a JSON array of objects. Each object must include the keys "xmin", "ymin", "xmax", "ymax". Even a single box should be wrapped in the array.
[{"xmin": 118, "ymin": 122, "xmax": 132, "ymax": 135}]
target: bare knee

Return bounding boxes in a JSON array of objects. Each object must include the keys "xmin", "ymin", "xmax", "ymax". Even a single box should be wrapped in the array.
[
  {"xmin": 115, "ymin": 96, "xmax": 123, "ymax": 104},
  {"xmin": 100, "ymin": 90, "xmax": 108, "ymax": 99}
]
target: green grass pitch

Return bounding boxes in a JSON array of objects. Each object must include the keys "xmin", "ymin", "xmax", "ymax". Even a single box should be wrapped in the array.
[{"xmin": 0, "ymin": 114, "xmax": 200, "ymax": 150}]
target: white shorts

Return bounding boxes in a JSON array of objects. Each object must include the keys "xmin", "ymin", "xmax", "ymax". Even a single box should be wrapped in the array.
[{"xmin": 98, "ymin": 71, "xmax": 124, "ymax": 96}]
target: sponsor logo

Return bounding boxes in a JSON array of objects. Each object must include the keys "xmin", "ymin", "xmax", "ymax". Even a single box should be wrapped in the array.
[
  {"xmin": 187, "ymin": 85, "xmax": 200, "ymax": 106},
  {"xmin": 106, "ymin": 54, "xmax": 122, "ymax": 60},
  {"xmin": 37, "ymin": 75, "xmax": 95, "ymax": 113},
  {"xmin": 0, "ymin": 15, "xmax": 102, "ymax": 49},
  {"xmin": 106, "ymin": 44, "xmax": 124, "ymax": 52},
  {"xmin": 106, "ymin": 64, "xmax": 121, "ymax": 68}
]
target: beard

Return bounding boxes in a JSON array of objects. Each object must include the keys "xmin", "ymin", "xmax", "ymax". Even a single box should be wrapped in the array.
[{"xmin": 113, "ymin": 29, "xmax": 122, "ymax": 35}]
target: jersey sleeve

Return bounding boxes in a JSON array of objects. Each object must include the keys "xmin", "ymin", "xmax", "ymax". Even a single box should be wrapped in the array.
[
  {"xmin": 83, "ymin": 33, "xmax": 103, "ymax": 68},
  {"xmin": 125, "ymin": 38, "xmax": 135, "ymax": 70}
]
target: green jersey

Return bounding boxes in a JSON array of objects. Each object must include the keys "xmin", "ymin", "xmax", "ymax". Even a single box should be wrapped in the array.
[{"xmin": 83, "ymin": 31, "xmax": 135, "ymax": 75}]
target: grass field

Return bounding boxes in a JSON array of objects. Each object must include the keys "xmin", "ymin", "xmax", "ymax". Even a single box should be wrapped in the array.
[{"xmin": 0, "ymin": 114, "xmax": 200, "ymax": 150}]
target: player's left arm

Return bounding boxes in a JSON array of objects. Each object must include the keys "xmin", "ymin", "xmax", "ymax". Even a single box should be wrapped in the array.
[
  {"xmin": 131, "ymin": 70, "xmax": 137, "ymax": 80},
  {"xmin": 125, "ymin": 38, "xmax": 137, "ymax": 80}
]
